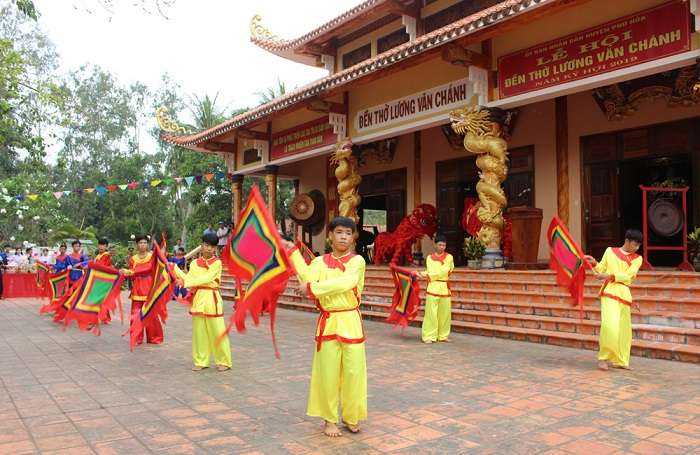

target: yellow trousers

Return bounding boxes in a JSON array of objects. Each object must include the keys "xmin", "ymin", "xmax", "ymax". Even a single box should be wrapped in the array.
[
  {"xmin": 192, "ymin": 316, "xmax": 232, "ymax": 368},
  {"xmin": 598, "ymin": 298, "xmax": 632, "ymax": 367},
  {"xmin": 307, "ymin": 340, "xmax": 367, "ymax": 425},
  {"xmin": 422, "ymin": 295, "xmax": 452, "ymax": 342}
]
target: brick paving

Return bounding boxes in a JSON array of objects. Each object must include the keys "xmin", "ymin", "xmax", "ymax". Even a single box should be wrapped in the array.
[{"xmin": 0, "ymin": 296, "xmax": 699, "ymax": 454}]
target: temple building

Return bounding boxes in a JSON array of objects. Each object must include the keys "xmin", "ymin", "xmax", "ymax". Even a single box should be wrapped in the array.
[
  {"xmin": 162, "ymin": 0, "xmax": 700, "ymax": 361},
  {"xmin": 163, "ymin": 0, "xmax": 700, "ymax": 268}
]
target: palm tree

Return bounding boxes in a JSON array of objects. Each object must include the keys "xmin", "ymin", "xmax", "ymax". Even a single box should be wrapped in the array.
[{"xmin": 255, "ymin": 78, "xmax": 286, "ymax": 105}]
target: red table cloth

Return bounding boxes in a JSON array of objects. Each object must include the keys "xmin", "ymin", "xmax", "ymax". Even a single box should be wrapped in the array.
[{"xmin": 2, "ymin": 273, "xmax": 43, "ymax": 298}]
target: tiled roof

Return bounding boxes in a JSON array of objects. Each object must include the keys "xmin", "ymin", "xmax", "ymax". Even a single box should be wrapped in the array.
[
  {"xmin": 163, "ymin": 0, "xmax": 553, "ymax": 148},
  {"xmin": 250, "ymin": 0, "xmax": 387, "ymax": 57}
]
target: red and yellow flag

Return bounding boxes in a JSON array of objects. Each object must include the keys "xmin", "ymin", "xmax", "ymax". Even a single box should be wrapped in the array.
[
  {"xmin": 222, "ymin": 185, "xmax": 292, "ymax": 358},
  {"xmin": 129, "ymin": 241, "xmax": 174, "ymax": 351},
  {"xmin": 39, "ymin": 269, "xmax": 70, "ymax": 318},
  {"xmin": 387, "ymin": 264, "xmax": 421, "ymax": 328},
  {"xmin": 62, "ymin": 262, "xmax": 124, "ymax": 334},
  {"xmin": 547, "ymin": 217, "xmax": 590, "ymax": 316}
]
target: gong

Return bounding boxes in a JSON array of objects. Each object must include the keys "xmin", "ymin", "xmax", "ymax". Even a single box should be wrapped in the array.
[
  {"xmin": 648, "ymin": 198, "xmax": 684, "ymax": 237},
  {"xmin": 290, "ymin": 190, "xmax": 325, "ymax": 227}
]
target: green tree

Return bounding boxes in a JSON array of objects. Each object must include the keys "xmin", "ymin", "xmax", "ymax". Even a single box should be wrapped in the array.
[{"xmin": 255, "ymin": 78, "xmax": 286, "ymax": 105}]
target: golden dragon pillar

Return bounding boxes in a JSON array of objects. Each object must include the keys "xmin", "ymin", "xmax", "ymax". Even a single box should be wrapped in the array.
[
  {"xmin": 450, "ymin": 105, "xmax": 515, "ymax": 267},
  {"xmin": 331, "ymin": 139, "xmax": 362, "ymax": 223}
]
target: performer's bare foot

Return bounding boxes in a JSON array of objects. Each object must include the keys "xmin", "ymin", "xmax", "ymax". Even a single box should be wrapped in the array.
[
  {"xmin": 216, "ymin": 365, "xmax": 230, "ymax": 372},
  {"xmin": 439, "ymin": 338, "xmax": 451, "ymax": 343},
  {"xmin": 192, "ymin": 366, "xmax": 207, "ymax": 371},
  {"xmin": 597, "ymin": 360, "xmax": 609, "ymax": 371},
  {"xmin": 343, "ymin": 421, "xmax": 360, "ymax": 433},
  {"xmin": 612, "ymin": 364, "xmax": 631, "ymax": 370},
  {"xmin": 422, "ymin": 340, "xmax": 434, "ymax": 344},
  {"xmin": 323, "ymin": 421, "xmax": 342, "ymax": 437}
]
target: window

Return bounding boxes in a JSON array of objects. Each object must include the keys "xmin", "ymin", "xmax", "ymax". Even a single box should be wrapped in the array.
[
  {"xmin": 243, "ymin": 147, "xmax": 260, "ymax": 165},
  {"xmin": 424, "ymin": 0, "xmax": 502, "ymax": 33},
  {"xmin": 377, "ymin": 29, "xmax": 409, "ymax": 54},
  {"xmin": 342, "ymin": 43, "xmax": 371, "ymax": 69},
  {"xmin": 503, "ymin": 146, "xmax": 535, "ymax": 208}
]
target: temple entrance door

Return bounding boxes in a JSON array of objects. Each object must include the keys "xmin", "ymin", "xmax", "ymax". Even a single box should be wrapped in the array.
[
  {"xmin": 357, "ymin": 168, "xmax": 407, "ymax": 262},
  {"xmin": 436, "ymin": 158, "xmax": 478, "ymax": 266},
  {"xmin": 582, "ymin": 163, "xmax": 620, "ymax": 260}
]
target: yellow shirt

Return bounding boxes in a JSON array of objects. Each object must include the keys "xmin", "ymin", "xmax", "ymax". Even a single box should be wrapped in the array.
[
  {"xmin": 173, "ymin": 257, "xmax": 224, "ymax": 317},
  {"xmin": 594, "ymin": 247, "xmax": 642, "ymax": 305},
  {"xmin": 289, "ymin": 249, "xmax": 366, "ymax": 346},
  {"xmin": 425, "ymin": 253, "xmax": 454, "ymax": 297}
]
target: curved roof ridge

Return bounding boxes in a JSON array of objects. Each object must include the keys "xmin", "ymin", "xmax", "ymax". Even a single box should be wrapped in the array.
[{"xmin": 164, "ymin": 0, "xmax": 552, "ymax": 148}]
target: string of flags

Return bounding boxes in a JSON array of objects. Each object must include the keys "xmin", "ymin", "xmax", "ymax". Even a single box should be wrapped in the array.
[{"xmin": 7, "ymin": 171, "xmax": 232, "ymax": 202}]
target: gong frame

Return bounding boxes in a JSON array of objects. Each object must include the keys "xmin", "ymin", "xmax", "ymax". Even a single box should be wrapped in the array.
[{"xmin": 639, "ymin": 185, "xmax": 693, "ymax": 271}]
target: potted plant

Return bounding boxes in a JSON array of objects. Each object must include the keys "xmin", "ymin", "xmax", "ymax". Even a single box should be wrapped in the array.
[
  {"xmin": 463, "ymin": 236, "xmax": 486, "ymax": 269},
  {"xmin": 688, "ymin": 227, "xmax": 700, "ymax": 271}
]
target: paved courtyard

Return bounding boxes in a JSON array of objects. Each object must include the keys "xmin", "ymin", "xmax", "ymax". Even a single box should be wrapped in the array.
[{"xmin": 0, "ymin": 296, "xmax": 699, "ymax": 454}]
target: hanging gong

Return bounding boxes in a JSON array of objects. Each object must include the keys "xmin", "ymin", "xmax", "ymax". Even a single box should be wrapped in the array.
[
  {"xmin": 290, "ymin": 190, "xmax": 325, "ymax": 227},
  {"xmin": 648, "ymin": 198, "xmax": 683, "ymax": 237}
]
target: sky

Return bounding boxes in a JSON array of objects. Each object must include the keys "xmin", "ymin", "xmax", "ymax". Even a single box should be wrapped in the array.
[{"xmin": 32, "ymin": 0, "xmax": 360, "ymax": 127}]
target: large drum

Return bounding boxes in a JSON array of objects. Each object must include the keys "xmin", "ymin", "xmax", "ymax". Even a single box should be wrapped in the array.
[{"xmin": 290, "ymin": 190, "xmax": 325, "ymax": 229}]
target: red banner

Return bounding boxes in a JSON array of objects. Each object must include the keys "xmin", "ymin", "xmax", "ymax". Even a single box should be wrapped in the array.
[
  {"xmin": 498, "ymin": 1, "xmax": 691, "ymax": 98},
  {"xmin": 270, "ymin": 117, "xmax": 336, "ymax": 160}
]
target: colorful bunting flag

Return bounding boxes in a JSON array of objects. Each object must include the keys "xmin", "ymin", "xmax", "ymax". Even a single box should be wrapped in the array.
[
  {"xmin": 118, "ymin": 184, "xmax": 128, "ymax": 191},
  {"xmin": 129, "ymin": 241, "xmax": 174, "ymax": 351},
  {"xmin": 84, "ymin": 188, "xmax": 95, "ymax": 194},
  {"xmin": 184, "ymin": 176, "xmax": 195, "ymax": 186},
  {"xmin": 27, "ymin": 194, "xmax": 38, "ymax": 201},
  {"xmin": 203, "ymin": 173, "xmax": 214, "ymax": 182},
  {"xmin": 95, "ymin": 186, "xmax": 108, "ymax": 196},
  {"xmin": 54, "ymin": 192, "xmax": 63, "ymax": 199},
  {"xmin": 222, "ymin": 185, "xmax": 292, "ymax": 358},
  {"xmin": 150, "ymin": 179, "xmax": 162, "ymax": 187},
  {"xmin": 107, "ymin": 185, "xmax": 118, "ymax": 192},
  {"xmin": 387, "ymin": 264, "xmax": 421, "ymax": 328},
  {"xmin": 62, "ymin": 262, "xmax": 124, "ymax": 333},
  {"xmin": 547, "ymin": 217, "xmax": 591, "ymax": 317}
]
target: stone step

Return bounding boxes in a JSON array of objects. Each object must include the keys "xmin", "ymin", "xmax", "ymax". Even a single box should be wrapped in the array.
[
  {"xmin": 275, "ymin": 298, "xmax": 700, "ymax": 363},
  {"xmin": 220, "ymin": 286, "xmax": 700, "ymax": 328},
  {"xmin": 274, "ymin": 292, "xmax": 700, "ymax": 344},
  {"xmin": 362, "ymin": 267, "xmax": 700, "ymax": 286}
]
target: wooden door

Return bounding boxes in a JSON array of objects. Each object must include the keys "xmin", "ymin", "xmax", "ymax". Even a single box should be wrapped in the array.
[
  {"xmin": 436, "ymin": 159, "xmax": 476, "ymax": 265},
  {"xmin": 583, "ymin": 163, "xmax": 619, "ymax": 260}
]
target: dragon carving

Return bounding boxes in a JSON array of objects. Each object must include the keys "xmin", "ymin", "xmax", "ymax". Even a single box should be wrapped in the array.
[
  {"xmin": 450, "ymin": 105, "xmax": 514, "ymax": 250},
  {"xmin": 373, "ymin": 204, "xmax": 438, "ymax": 265},
  {"xmin": 331, "ymin": 139, "xmax": 361, "ymax": 223}
]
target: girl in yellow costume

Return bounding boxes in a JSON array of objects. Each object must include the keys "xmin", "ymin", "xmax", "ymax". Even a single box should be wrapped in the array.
[
  {"xmin": 173, "ymin": 232, "xmax": 232, "ymax": 372},
  {"xmin": 585, "ymin": 229, "xmax": 643, "ymax": 371},
  {"xmin": 419, "ymin": 234, "xmax": 454, "ymax": 343},
  {"xmin": 283, "ymin": 217, "xmax": 367, "ymax": 438}
]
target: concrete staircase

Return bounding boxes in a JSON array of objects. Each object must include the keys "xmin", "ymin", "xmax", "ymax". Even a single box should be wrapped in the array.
[{"xmin": 220, "ymin": 266, "xmax": 700, "ymax": 363}]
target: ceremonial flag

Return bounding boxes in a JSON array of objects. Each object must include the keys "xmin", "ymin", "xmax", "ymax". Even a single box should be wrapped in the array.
[
  {"xmin": 295, "ymin": 239, "xmax": 316, "ymax": 265},
  {"xmin": 547, "ymin": 217, "xmax": 590, "ymax": 316},
  {"xmin": 35, "ymin": 261, "xmax": 50, "ymax": 290},
  {"xmin": 39, "ymin": 269, "xmax": 70, "ymax": 315},
  {"xmin": 129, "ymin": 241, "xmax": 174, "ymax": 351},
  {"xmin": 387, "ymin": 265, "xmax": 421, "ymax": 328},
  {"xmin": 62, "ymin": 262, "xmax": 124, "ymax": 333},
  {"xmin": 222, "ymin": 185, "xmax": 292, "ymax": 358}
]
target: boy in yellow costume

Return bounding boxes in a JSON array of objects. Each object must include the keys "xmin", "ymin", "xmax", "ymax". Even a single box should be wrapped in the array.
[
  {"xmin": 585, "ymin": 229, "xmax": 643, "ymax": 371},
  {"xmin": 173, "ymin": 232, "xmax": 232, "ymax": 372},
  {"xmin": 283, "ymin": 217, "xmax": 367, "ymax": 438},
  {"xmin": 419, "ymin": 234, "xmax": 454, "ymax": 343}
]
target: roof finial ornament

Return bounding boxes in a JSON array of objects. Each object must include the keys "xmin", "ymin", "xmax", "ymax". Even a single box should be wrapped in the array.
[
  {"xmin": 250, "ymin": 14, "xmax": 279, "ymax": 41},
  {"xmin": 156, "ymin": 106, "xmax": 188, "ymax": 134}
]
